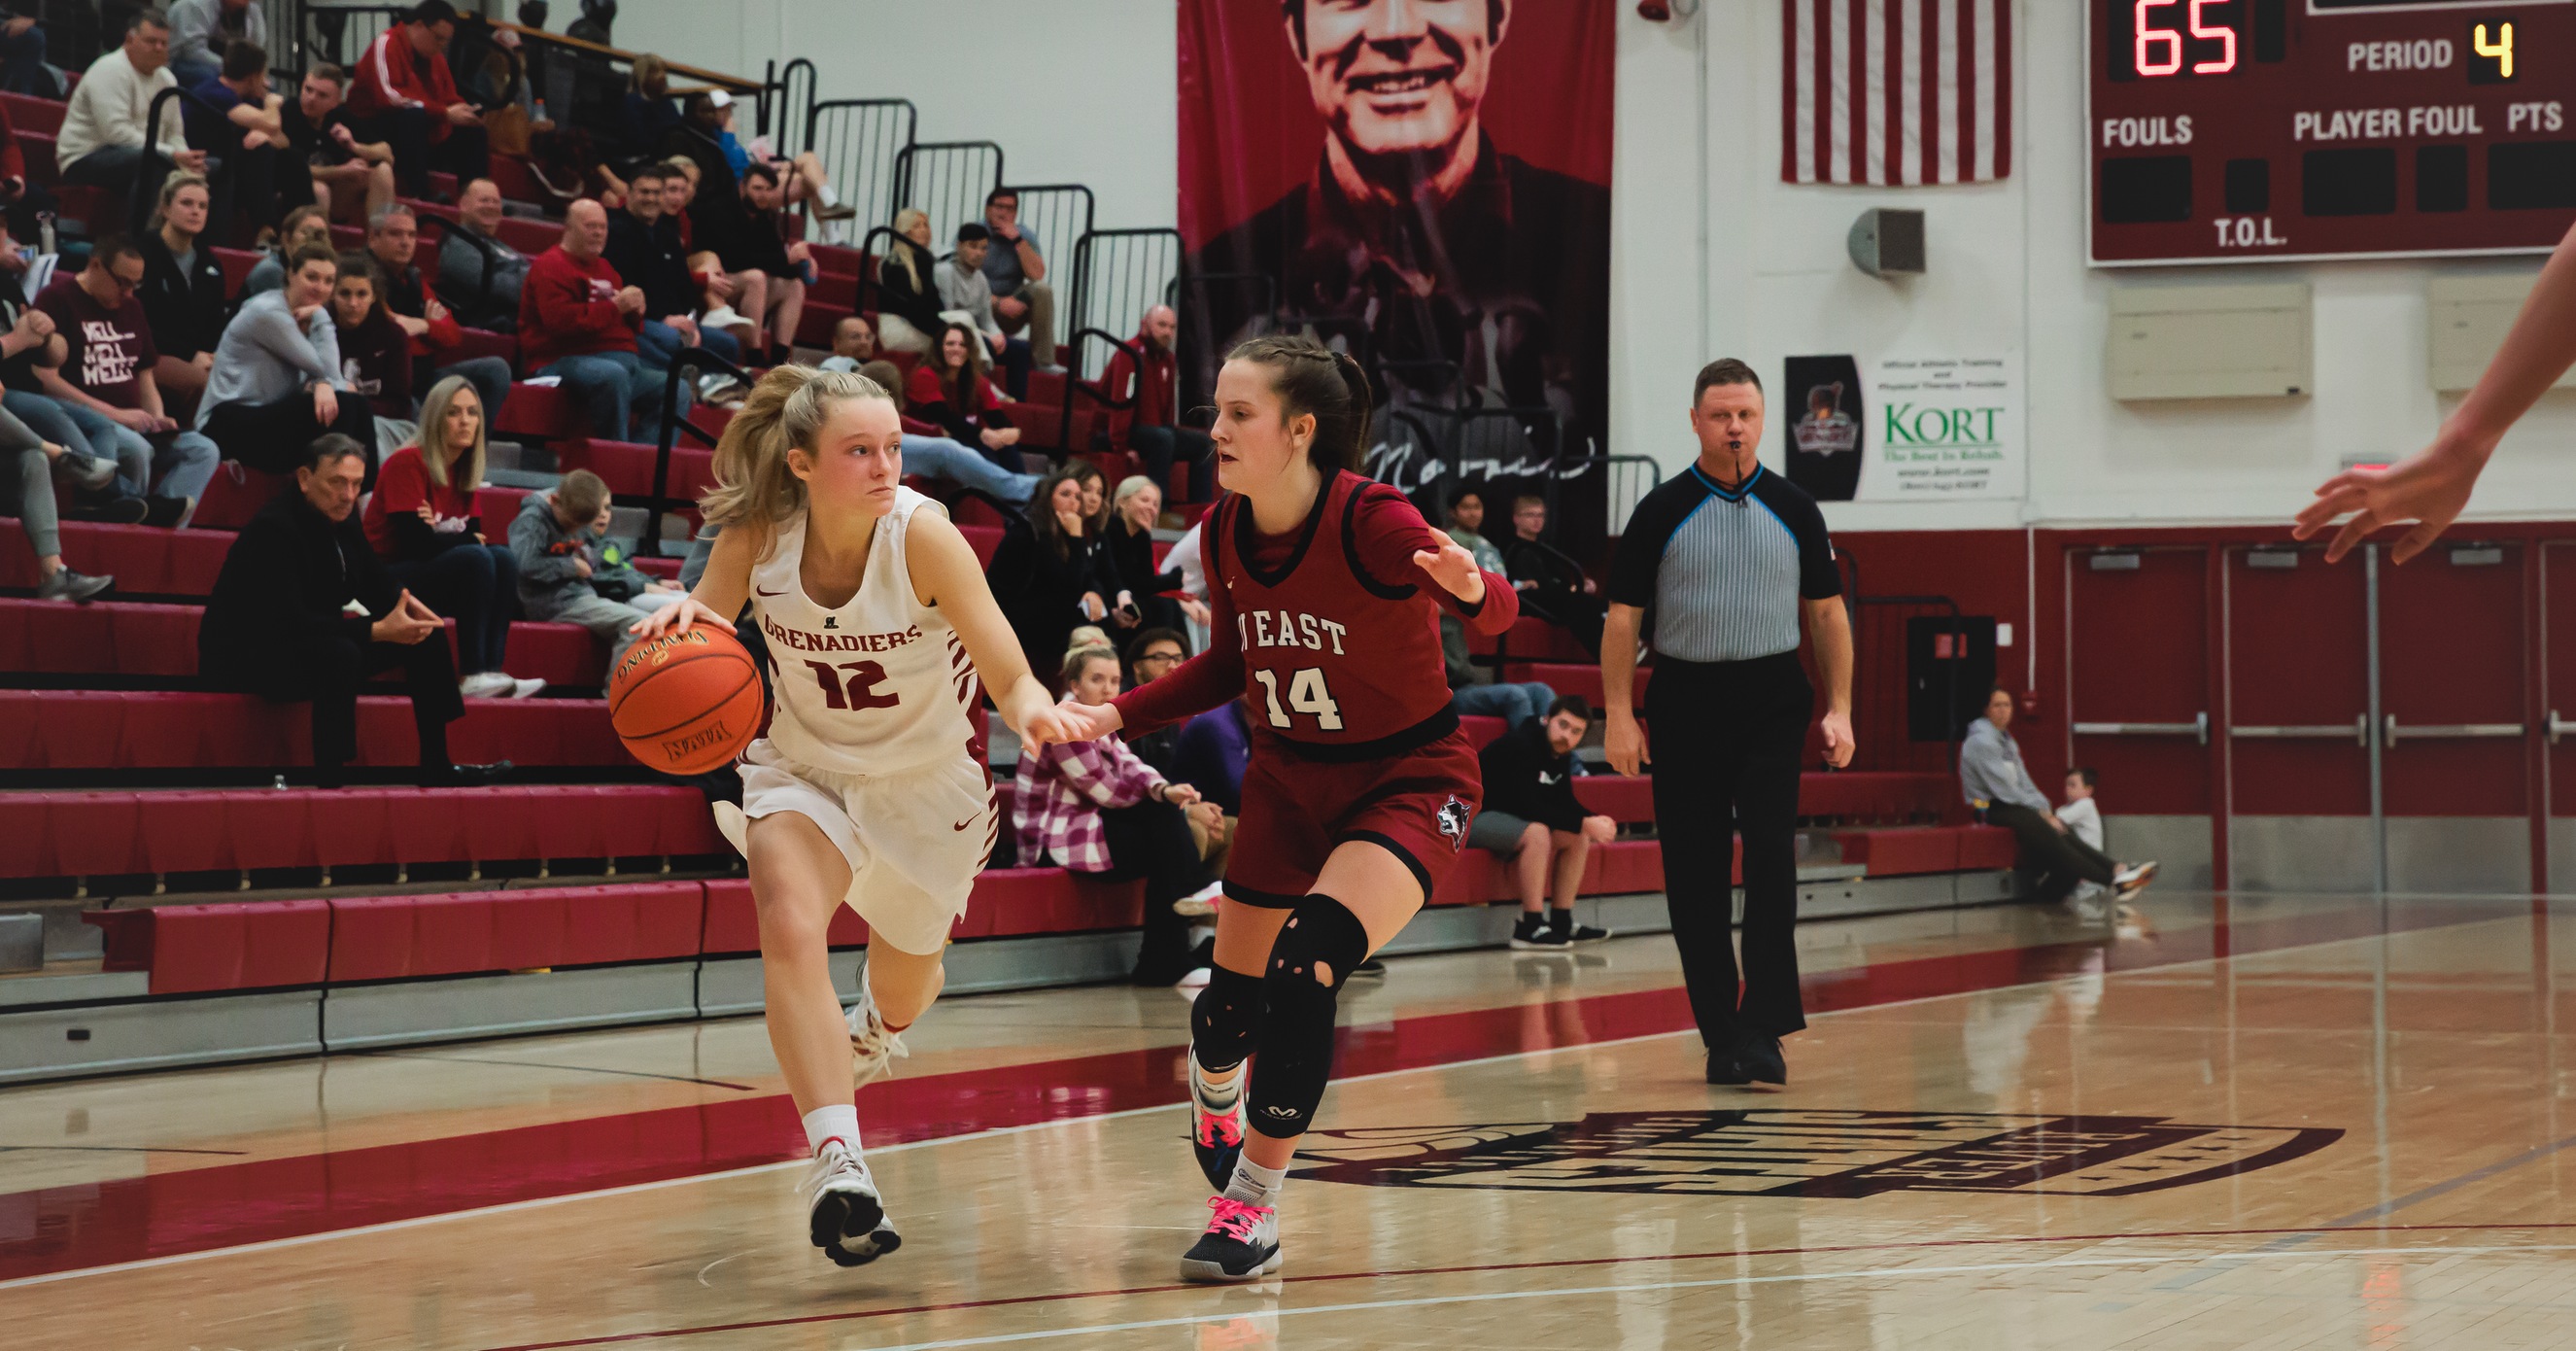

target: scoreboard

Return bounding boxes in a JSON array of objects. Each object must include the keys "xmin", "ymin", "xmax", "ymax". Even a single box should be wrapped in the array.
[{"xmin": 2088, "ymin": 0, "xmax": 2576, "ymax": 265}]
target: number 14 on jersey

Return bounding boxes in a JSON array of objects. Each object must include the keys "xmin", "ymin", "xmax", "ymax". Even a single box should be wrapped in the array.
[{"xmin": 1253, "ymin": 668, "xmax": 1343, "ymax": 731}]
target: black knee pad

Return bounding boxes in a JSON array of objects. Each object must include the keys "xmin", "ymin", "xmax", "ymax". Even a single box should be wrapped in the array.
[
  {"xmin": 1246, "ymin": 894, "xmax": 1370, "ymax": 1138},
  {"xmin": 1190, "ymin": 964, "xmax": 1263, "ymax": 1072}
]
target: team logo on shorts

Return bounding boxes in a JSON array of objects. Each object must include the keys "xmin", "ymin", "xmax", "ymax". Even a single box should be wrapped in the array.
[{"xmin": 1435, "ymin": 796, "xmax": 1471, "ymax": 850}]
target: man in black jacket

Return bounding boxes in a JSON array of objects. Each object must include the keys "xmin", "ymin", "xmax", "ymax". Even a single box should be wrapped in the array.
[
  {"xmin": 1469, "ymin": 693, "xmax": 1615, "ymax": 951},
  {"xmin": 196, "ymin": 434, "xmax": 506, "ymax": 787},
  {"xmin": 606, "ymin": 162, "xmax": 742, "ymax": 369}
]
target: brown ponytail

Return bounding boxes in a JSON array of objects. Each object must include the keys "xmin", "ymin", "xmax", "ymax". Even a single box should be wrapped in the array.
[{"xmin": 1226, "ymin": 334, "xmax": 1373, "ymax": 474}]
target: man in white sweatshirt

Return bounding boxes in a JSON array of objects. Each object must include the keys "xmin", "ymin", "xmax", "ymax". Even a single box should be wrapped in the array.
[{"xmin": 58, "ymin": 10, "xmax": 206, "ymax": 195}]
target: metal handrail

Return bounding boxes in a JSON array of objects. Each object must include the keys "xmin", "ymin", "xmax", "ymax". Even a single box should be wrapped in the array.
[
  {"xmin": 642, "ymin": 346, "xmax": 756, "ymax": 555},
  {"xmin": 1053, "ymin": 326, "xmax": 1148, "ymax": 456},
  {"xmin": 136, "ymin": 86, "xmax": 227, "ymax": 234}
]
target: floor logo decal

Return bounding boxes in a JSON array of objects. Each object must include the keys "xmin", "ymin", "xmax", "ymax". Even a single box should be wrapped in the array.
[{"xmin": 1291, "ymin": 1110, "xmax": 2341, "ymax": 1196}]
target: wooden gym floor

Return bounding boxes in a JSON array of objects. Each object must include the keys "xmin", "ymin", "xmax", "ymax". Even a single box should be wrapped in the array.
[{"xmin": 4, "ymin": 890, "xmax": 2573, "ymax": 1348}]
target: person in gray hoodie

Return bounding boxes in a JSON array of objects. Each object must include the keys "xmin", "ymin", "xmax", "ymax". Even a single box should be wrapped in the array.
[
  {"xmin": 510, "ymin": 468, "xmax": 684, "ymax": 665},
  {"xmin": 196, "ymin": 242, "xmax": 377, "ymax": 473}
]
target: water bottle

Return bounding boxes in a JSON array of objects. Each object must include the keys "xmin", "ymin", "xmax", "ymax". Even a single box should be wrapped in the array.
[
  {"xmin": 272, "ymin": 775, "xmax": 289, "ymax": 790},
  {"xmin": 532, "ymin": 98, "xmax": 549, "ymax": 126},
  {"xmin": 37, "ymin": 210, "xmax": 53, "ymax": 258}
]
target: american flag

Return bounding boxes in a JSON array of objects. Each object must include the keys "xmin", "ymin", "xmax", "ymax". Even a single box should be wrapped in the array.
[{"xmin": 1781, "ymin": 0, "xmax": 2014, "ymax": 187}]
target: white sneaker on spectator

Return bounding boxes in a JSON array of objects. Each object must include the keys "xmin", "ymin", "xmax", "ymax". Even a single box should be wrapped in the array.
[
  {"xmin": 1174, "ymin": 880, "xmax": 1223, "ymax": 918},
  {"xmin": 460, "ymin": 672, "xmax": 514, "ymax": 698},
  {"xmin": 2112, "ymin": 861, "xmax": 2158, "ymax": 895},
  {"xmin": 1175, "ymin": 967, "xmax": 1212, "ymax": 991},
  {"xmin": 504, "ymin": 677, "xmax": 547, "ymax": 699},
  {"xmin": 56, "ymin": 451, "xmax": 117, "ymax": 492}
]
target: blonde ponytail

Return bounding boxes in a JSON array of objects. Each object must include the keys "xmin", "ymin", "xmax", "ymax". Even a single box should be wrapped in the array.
[{"xmin": 697, "ymin": 364, "xmax": 897, "ymax": 565}]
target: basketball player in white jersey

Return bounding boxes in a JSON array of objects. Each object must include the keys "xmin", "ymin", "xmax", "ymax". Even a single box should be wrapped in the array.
[{"xmin": 632, "ymin": 365, "xmax": 1080, "ymax": 1267}]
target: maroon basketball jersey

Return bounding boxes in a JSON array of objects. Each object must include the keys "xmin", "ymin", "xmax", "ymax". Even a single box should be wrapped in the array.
[{"xmin": 1208, "ymin": 471, "xmax": 1455, "ymax": 757}]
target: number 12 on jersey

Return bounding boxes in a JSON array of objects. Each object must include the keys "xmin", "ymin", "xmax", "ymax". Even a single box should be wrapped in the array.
[{"xmin": 1253, "ymin": 667, "xmax": 1343, "ymax": 731}]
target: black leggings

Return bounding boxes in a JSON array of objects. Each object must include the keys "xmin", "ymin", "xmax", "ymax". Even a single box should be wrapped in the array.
[
  {"xmin": 390, "ymin": 544, "xmax": 519, "ymax": 677},
  {"xmin": 1646, "ymin": 651, "xmax": 1812, "ymax": 1045},
  {"xmin": 1091, "ymin": 797, "xmax": 1207, "ymax": 983},
  {"xmin": 201, "ymin": 389, "xmax": 379, "ymax": 476},
  {"xmin": 1985, "ymin": 803, "xmax": 2119, "ymax": 904}
]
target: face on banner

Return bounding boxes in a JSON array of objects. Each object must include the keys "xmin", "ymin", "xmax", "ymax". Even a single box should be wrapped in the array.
[{"xmin": 1181, "ymin": 0, "xmax": 1614, "ymax": 509}]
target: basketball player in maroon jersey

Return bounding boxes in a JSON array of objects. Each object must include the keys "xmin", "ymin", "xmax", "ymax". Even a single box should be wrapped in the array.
[
  {"xmin": 2297, "ymin": 222, "xmax": 2576, "ymax": 559},
  {"xmin": 1059, "ymin": 335, "xmax": 1518, "ymax": 1281}
]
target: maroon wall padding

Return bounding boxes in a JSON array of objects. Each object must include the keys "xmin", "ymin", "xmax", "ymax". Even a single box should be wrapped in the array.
[
  {"xmin": 1836, "ymin": 828, "xmax": 1963, "ymax": 878},
  {"xmin": 130, "ymin": 899, "xmax": 333, "ymax": 994},
  {"xmin": 1956, "ymin": 826, "xmax": 2018, "ymax": 871}
]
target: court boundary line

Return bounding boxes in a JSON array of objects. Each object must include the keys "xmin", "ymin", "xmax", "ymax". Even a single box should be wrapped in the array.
[
  {"xmin": 470, "ymin": 1231, "xmax": 2576, "ymax": 1351},
  {"xmin": 0, "ymin": 909, "xmax": 2518, "ymax": 1294}
]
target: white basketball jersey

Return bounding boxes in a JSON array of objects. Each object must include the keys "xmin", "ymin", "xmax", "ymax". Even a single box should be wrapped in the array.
[{"xmin": 748, "ymin": 488, "xmax": 978, "ymax": 777}]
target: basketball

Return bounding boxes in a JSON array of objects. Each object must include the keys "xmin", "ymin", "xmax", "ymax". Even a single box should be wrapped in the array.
[{"xmin": 607, "ymin": 624, "xmax": 766, "ymax": 776}]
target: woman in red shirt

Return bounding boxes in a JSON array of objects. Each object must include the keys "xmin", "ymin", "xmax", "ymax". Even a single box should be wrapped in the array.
[
  {"xmin": 362, "ymin": 375, "xmax": 541, "ymax": 699},
  {"xmin": 905, "ymin": 322, "xmax": 1021, "ymax": 469},
  {"xmin": 1061, "ymin": 335, "xmax": 1516, "ymax": 1283}
]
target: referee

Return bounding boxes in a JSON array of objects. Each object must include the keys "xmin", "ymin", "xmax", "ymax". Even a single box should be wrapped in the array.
[{"xmin": 1602, "ymin": 359, "xmax": 1854, "ymax": 1088}]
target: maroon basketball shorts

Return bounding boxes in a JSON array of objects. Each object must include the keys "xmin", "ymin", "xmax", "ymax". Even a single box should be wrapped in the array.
[{"xmin": 1221, "ymin": 726, "xmax": 1483, "ymax": 908}]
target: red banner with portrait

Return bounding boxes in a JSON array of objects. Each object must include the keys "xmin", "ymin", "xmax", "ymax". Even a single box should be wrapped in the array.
[{"xmin": 1177, "ymin": 0, "xmax": 1617, "ymax": 490}]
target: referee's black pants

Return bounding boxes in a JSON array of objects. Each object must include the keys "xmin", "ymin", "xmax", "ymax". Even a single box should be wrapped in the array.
[{"xmin": 1645, "ymin": 651, "xmax": 1811, "ymax": 1047}]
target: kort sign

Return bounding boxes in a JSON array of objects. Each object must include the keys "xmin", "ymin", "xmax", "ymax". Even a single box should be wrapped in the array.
[{"xmin": 1861, "ymin": 354, "xmax": 2024, "ymax": 502}]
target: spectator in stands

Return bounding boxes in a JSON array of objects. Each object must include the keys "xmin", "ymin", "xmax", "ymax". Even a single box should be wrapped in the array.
[
  {"xmin": 1, "ymin": 402, "xmax": 118, "ymax": 600},
  {"xmin": 1961, "ymin": 686, "xmax": 2153, "ymax": 907},
  {"xmin": 196, "ymin": 242, "xmax": 378, "ymax": 473},
  {"xmin": 277, "ymin": 64, "xmax": 395, "ymax": 223},
  {"xmin": 436, "ymin": 177, "xmax": 529, "ymax": 331},
  {"xmin": 1102, "ymin": 474, "xmax": 1181, "ymax": 634},
  {"xmin": 200, "ymin": 433, "xmax": 508, "ymax": 786},
  {"xmin": 621, "ymin": 54, "xmax": 682, "ymax": 161},
  {"xmin": 511, "ymin": 467, "xmax": 682, "ymax": 665},
  {"xmin": 816, "ymin": 314, "xmax": 876, "ymax": 372},
  {"xmin": 860, "ymin": 357, "xmax": 1036, "ymax": 504},
  {"xmin": 1103, "ymin": 304, "xmax": 1212, "ymax": 502},
  {"xmin": 980, "ymin": 189, "xmax": 1056, "ymax": 373},
  {"xmin": 1123, "ymin": 625, "xmax": 1231, "ymax": 903},
  {"xmin": 704, "ymin": 162, "xmax": 807, "ymax": 365},
  {"xmin": 168, "ymin": 0, "xmax": 261, "ymax": 89},
  {"xmin": 366, "ymin": 203, "xmax": 512, "ymax": 425},
  {"xmin": 604, "ymin": 162, "xmax": 742, "ymax": 367},
  {"xmin": 58, "ymin": 10, "xmax": 208, "ymax": 201},
  {"xmin": 34, "ymin": 234, "xmax": 219, "ymax": 526},
  {"xmin": 0, "ymin": 88, "xmax": 45, "ymax": 240},
  {"xmin": 873, "ymin": 208, "xmax": 948, "ymax": 358},
  {"xmin": 937, "ymin": 223, "xmax": 1034, "ymax": 398},
  {"xmin": 362, "ymin": 373, "xmax": 538, "ymax": 698},
  {"xmin": 1446, "ymin": 486, "xmax": 1507, "ymax": 573},
  {"xmin": 349, "ymin": 0, "xmax": 488, "ymax": 201},
  {"xmin": 177, "ymin": 40, "xmax": 284, "ymax": 244},
  {"xmin": 1016, "ymin": 641, "xmax": 1220, "ymax": 985},
  {"xmin": 329, "ymin": 251, "xmax": 416, "ymax": 449},
  {"xmin": 522, "ymin": 197, "xmax": 679, "ymax": 441},
  {"xmin": 136, "ymin": 171, "xmax": 226, "ymax": 423},
  {"xmin": 0, "ymin": 5, "xmax": 54, "ymax": 97},
  {"xmin": 986, "ymin": 462, "xmax": 1111, "ymax": 684},
  {"xmin": 1437, "ymin": 484, "xmax": 1557, "ymax": 728},
  {"xmin": 1506, "ymin": 493, "xmax": 1605, "ymax": 657},
  {"xmin": 1159, "ymin": 515, "xmax": 1213, "ymax": 646},
  {"xmin": 0, "ymin": 279, "xmax": 131, "ymax": 527},
  {"xmin": 907, "ymin": 321, "xmax": 1019, "ymax": 469},
  {"xmin": 1470, "ymin": 694, "xmax": 1616, "ymax": 951},
  {"xmin": 1173, "ymin": 697, "xmax": 1251, "ymax": 819},
  {"xmin": 243, "ymin": 203, "xmax": 332, "ymax": 296}
]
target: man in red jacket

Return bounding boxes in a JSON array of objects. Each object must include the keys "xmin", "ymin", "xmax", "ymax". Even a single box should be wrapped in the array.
[
  {"xmin": 521, "ymin": 198, "xmax": 680, "ymax": 441},
  {"xmin": 1102, "ymin": 304, "xmax": 1211, "ymax": 502},
  {"xmin": 347, "ymin": 0, "xmax": 487, "ymax": 200}
]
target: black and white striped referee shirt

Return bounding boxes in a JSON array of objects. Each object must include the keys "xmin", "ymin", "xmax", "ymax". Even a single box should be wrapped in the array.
[{"xmin": 1605, "ymin": 462, "xmax": 1841, "ymax": 664}]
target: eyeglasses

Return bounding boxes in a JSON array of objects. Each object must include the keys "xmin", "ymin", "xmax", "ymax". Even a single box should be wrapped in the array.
[{"xmin": 1137, "ymin": 650, "xmax": 1185, "ymax": 666}]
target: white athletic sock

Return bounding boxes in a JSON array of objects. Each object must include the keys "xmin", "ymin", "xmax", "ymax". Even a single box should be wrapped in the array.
[
  {"xmin": 817, "ymin": 183, "xmax": 840, "ymax": 208},
  {"xmin": 1193, "ymin": 1058, "xmax": 1243, "ymax": 1112},
  {"xmin": 1222, "ymin": 1156, "xmax": 1286, "ymax": 1207},
  {"xmin": 803, "ymin": 1103, "xmax": 862, "ymax": 1157}
]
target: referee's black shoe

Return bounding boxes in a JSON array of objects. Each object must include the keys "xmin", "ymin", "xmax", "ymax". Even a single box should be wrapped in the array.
[
  {"xmin": 1705, "ymin": 1047, "xmax": 1749, "ymax": 1086},
  {"xmin": 1733, "ymin": 1030, "xmax": 1788, "ymax": 1091}
]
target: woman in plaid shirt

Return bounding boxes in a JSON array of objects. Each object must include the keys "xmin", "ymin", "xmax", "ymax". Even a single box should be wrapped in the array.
[{"xmin": 1013, "ymin": 642, "xmax": 1219, "ymax": 980}]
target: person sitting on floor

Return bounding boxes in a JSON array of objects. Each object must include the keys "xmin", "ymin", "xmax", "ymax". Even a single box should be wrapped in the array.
[
  {"xmin": 195, "ymin": 242, "xmax": 380, "ymax": 476},
  {"xmin": 361, "ymin": 373, "xmax": 541, "ymax": 700},
  {"xmin": 1470, "ymin": 694, "xmax": 1616, "ymax": 951},
  {"xmin": 1014, "ymin": 641, "xmax": 1222, "ymax": 986},
  {"xmin": 196, "ymin": 433, "xmax": 508, "ymax": 787},
  {"xmin": 509, "ymin": 468, "xmax": 685, "ymax": 666},
  {"xmin": 1962, "ymin": 685, "xmax": 2157, "ymax": 908}
]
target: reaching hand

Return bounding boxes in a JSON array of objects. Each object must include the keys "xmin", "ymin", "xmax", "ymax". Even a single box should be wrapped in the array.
[
  {"xmin": 311, "ymin": 383, "xmax": 338, "ymax": 425},
  {"xmin": 1411, "ymin": 540, "xmax": 1487, "ymax": 605},
  {"xmin": 2291, "ymin": 440, "xmax": 2487, "ymax": 565},
  {"xmin": 1054, "ymin": 699, "xmax": 1124, "ymax": 744},
  {"xmin": 1160, "ymin": 781, "xmax": 1203, "ymax": 808},
  {"xmin": 1819, "ymin": 710, "xmax": 1856, "ymax": 769},
  {"xmin": 1604, "ymin": 710, "xmax": 1649, "ymax": 776},
  {"xmin": 629, "ymin": 596, "xmax": 728, "ymax": 640},
  {"xmin": 371, "ymin": 589, "xmax": 440, "ymax": 644},
  {"xmin": 1179, "ymin": 596, "xmax": 1211, "ymax": 627},
  {"xmin": 1015, "ymin": 699, "xmax": 1087, "ymax": 751}
]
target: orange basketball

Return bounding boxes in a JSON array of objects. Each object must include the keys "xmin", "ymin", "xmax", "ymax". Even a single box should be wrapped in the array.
[{"xmin": 607, "ymin": 624, "xmax": 767, "ymax": 775}]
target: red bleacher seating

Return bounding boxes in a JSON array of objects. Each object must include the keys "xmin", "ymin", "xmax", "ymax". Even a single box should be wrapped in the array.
[
  {"xmin": 1469, "ymin": 615, "xmax": 1590, "ymax": 662},
  {"xmin": 558, "ymin": 437, "xmax": 716, "ymax": 502},
  {"xmin": 1, "ymin": 90, "xmax": 62, "ymax": 133},
  {"xmin": 324, "ymin": 882, "xmax": 704, "ymax": 983},
  {"xmin": 2, "ymin": 783, "xmax": 722, "ymax": 881},
  {"xmin": 496, "ymin": 381, "xmax": 584, "ymax": 440},
  {"xmin": 0, "ymin": 598, "xmax": 609, "ymax": 686},
  {"xmin": 1504, "ymin": 662, "xmax": 1649, "ymax": 709},
  {"xmin": 493, "ymin": 215, "xmax": 563, "ymax": 256},
  {"xmin": 0, "ymin": 517, "xmax": 231, "ymax": 594},
  {"xmin": 0, "ymin": 689, "xmax": 630, "ymax": 769}
]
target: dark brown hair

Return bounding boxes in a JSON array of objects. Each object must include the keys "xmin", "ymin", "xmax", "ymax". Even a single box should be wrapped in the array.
[
  {"xmin": 1226, "ymin": 334, "xmax": 1373, "ymax": 474},
  {"xmin": 1693, "ymin": 358, "xmax": 1764, "ymax": 405}
]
